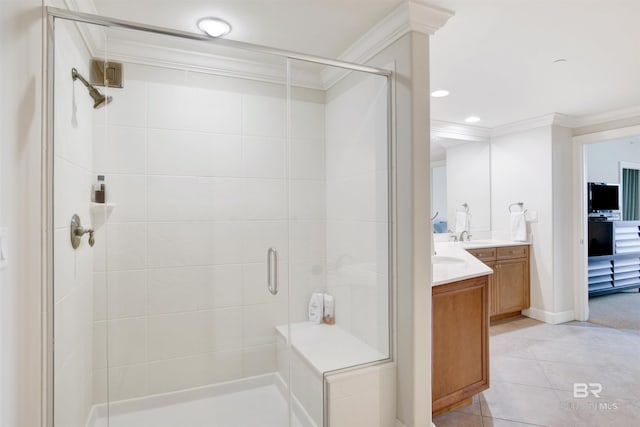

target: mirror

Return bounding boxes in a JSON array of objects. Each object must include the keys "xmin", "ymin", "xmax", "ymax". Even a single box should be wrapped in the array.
[{"xmin": 431, "ymin": 138, "xmax": 491, "ymax": 233}]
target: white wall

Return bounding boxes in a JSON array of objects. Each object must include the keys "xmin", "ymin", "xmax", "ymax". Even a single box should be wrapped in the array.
[
  {"xmin": 586, "ymin": 137, "xmax": 640, "ymax": 183},
  {"xmin": 551, "ymin": 125, "xmax": 575, "ymax": 314},
  {"xmin": 52, "ymin": 20, "xmax": 95, "ymax": 427},
  {"xmin": 325, "ymin": 69, "xmax": 389, "ymax": 355},
  {"xmin": 0, "ymin": 1, "xmax": 43, "ymax": 427},
  {"xmin": 491, "ymin": 126, "xmax": 555, "ymax": 317},
  {"xmin": 446, "ymin": 142, "xmax": 491, "ymax": 232},
  {"xmin": 431, "ymin": 163, "xmax": 447, "ymax": 225},
  {"xmin": 90, "ymin": 63, "xmax": 326, "ymax": 402}
]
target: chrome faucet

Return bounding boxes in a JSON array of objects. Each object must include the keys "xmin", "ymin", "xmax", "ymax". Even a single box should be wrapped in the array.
[{"xmin": 458, "ymin": 230, "xmax": 471, "ymax": 242}]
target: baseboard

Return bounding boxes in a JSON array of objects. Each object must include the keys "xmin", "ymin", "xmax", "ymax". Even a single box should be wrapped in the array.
[{"xmin": 522, "ymin": 308, "xmax": 575, "ymax": 324}]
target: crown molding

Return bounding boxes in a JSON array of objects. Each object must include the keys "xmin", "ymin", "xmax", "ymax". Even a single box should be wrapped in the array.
[
  {"xmin": 322, "ymin": 1, "xmax": 453, "ymax": 88},
  {"xmin": 431, "ymin": 120, "xmax": 490, "ymax": 142},
  {"xmin": 571, "ymin": 105, "xmax": 640, "ymax": 128},
  {"xmin": 490, "ymin": 113, "xmax": 577, "ymax": 138},
  {"xmin": 407, "ymin": 0, "xmax": 455, "ymax": 35}
]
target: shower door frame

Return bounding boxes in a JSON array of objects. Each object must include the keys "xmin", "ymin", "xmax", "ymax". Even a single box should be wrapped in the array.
[{"xmin": 44, "ymin": 7, "xmax": 396, "ymax": 427}]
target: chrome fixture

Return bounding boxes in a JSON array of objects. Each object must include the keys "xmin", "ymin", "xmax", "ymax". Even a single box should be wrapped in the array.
[
  {"xmin": 71, "ymin": 67, "xmax": 112, "ymax": 109},
  {"xmin": 70, "ymin": 214, "xmax": 95, "ymax": 249},
  {"xmin": 89, "ymin": 59, "xmax": 124, "ymax": 88},
  {"xmin": 458, "ymin": 230, "xmax": 472, "ymax": 242},
  {"xmin": 267, "ymin": 247, "xmax": 279, "ymax": 295}
]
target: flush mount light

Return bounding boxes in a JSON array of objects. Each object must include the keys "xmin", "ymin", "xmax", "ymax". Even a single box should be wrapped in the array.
[
  {"xmin": 431, "ymin": 90, "xmax": 450, "ymax": 98},
  {"xmin": 465, "ymin": 116, "xmax": 481, "ymax": 123},
  {"xmin": 198, "ymin": 17, "xmax": 232, "ymax": 38}
]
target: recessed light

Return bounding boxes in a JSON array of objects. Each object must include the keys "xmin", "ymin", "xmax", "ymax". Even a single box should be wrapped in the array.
[
  {"xmin": 465, "ymin": 116, "xmax": 481, "ymax": 123},
  {"xmin": 431, "ymin": 90, "xmax": 450, "ymax": 98},
  {"xmin": 198, "ymin": 17, "xmax": 232, "ymax": 38}
]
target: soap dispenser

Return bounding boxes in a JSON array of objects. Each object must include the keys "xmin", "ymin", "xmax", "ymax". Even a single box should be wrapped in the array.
[{"xmin": 93, "ymin": 175, "xmax": 106, "ymax": 203}]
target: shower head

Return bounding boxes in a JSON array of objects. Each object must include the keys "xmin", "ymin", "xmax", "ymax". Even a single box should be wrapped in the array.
[{"xmin": 71, "ymin": 68, "xmax": 112, "ymax": 109}]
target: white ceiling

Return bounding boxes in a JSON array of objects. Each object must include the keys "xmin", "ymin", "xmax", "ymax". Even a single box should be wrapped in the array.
[{"xmin": 90, "ymin": 0, "xmax": 640, "ymax": 129}]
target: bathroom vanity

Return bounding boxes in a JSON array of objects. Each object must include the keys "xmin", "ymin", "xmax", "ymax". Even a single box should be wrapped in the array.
[
  {"xmin": 464, "ymin": 242, "xmax": 531, "ymax": 321},
  {"xmin": 431, "ymin": 245, "xmax": 492, "ymax": 415}
]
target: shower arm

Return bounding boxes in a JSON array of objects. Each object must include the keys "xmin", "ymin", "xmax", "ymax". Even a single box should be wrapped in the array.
[{"xmin": 71, "ymin": 68, "xmax": 92, "ymax": 89}]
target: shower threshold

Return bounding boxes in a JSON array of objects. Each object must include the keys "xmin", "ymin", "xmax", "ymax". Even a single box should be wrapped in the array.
[{"xmin": 88, "ymin": 373, "xmax": 313, "ymax": 427}]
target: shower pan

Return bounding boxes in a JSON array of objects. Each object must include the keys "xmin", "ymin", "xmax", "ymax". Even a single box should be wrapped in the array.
[{"xmin": 47, "ymin": 8, "xmax": 393, "ymax": 427}]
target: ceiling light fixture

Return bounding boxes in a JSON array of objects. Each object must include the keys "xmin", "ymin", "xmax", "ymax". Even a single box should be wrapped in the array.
[
  {"xmin": 198, "ymin": 17, "xmax": 232, "ymax": 38},
  {"xmin": 465, "ymin": 116, "xmax": 481, "ymax": 123},
  {"xmin": 431, "ymin": 90, "xmax": 450, "ymax": 98}
]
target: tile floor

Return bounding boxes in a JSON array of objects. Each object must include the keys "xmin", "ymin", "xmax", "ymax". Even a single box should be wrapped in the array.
[{"xmin": 433, "ymin": 316, "xmax": 640, "ymax": 427}]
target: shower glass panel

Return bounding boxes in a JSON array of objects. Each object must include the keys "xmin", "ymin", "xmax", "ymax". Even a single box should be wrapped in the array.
[
  {"xmin": 285, "ymin": 59, "xmax": 390, "ymax": 427},
  {"xmin": 51, "ymin": 10, "xmax": 391, "ymax": 427}
]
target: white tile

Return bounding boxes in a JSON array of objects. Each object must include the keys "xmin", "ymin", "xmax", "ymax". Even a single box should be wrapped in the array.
[
  {"xmin": 243, "ymin": 179, "xmax": 287, "ymax": 220},
  {"xmin": 242, "ymin": 262, "xmax": 288, "ymax": 305},
  {"xmin": 211, "ymin": 178, "xmax": 245, "ymax": 220},
  {"xmin": 242, "ymin": 303, "xmax": 287, "ymax": 348},
  {"xmin": 93, "ymin": 322, "xmax": 107, "ymax": 370},
  {"xmin": 291, "ymin": 138, "xmax": 325, "ymax": 180},
  {"xmin": 148, "ymin": 312, "xmax": 202, "ymax": 361},
  {"xmin": 209, "ymin": 222, "xmax": 244, "ymax": 265},
  {"xmin": 93, "ymin": 272, "xmax": 106, "ymax": 321},
  {"xmin": 202, "ymin": 308, "xmax": 243, "ymax": 352},
  {"xmin": 148, "ymin": 83, "xmax": 242, "ymax": 134},
  {"xmin": 108, "ymin": 317, "xmax": 147, "ymax": 367},
  {"xmin": 147, "ymin": 129, "xmax": 241, "ymax": 177},
  {"xmin": 147, "ymin": 222, "xmax": 213, "ymax": 268},
  {"xmin": 93, "ymin": 125, "xmax": 146, "ymax": 175},
  {"xmin": 108, "ymin": 364, "xmax": 148, "ymax": 401},
  {"xmin": 103, "ymin": 174, "xmax": 146, "ymax": 222},
  {"xmin": 102, "ymin": 80, "xmax": 147, "ymax": 127},
  {"xmin": 147, "ymin": 265, "xmax": 242, "ymax": 314},
  {"xmin": 106, "ymin": 270, "xmax": 147, "ymax": 319},
  {"xmin": 291, "ymin": 100, "xmax": 325, "ymax": 140},
  {"xmin": 290, "ymin": 180, "xmax": 325, "ymax": 220},
  {"xmin": 243, "ymin": 344, "xmax": 277, "ymax": 377},
  {"xmin": 242, "ymin": 221, "xmax": 288, "ymax": 264},
  {"xmin": 146, "ymin": 176, "xmax": 212, "ymax": 222},
  {"xmin": 242, "ymin": 94, "xmax": 285, "ymax": 138},
  {"xmin": 290, "ymin": 221, "xmax": 325, "ymax": 264},
  {"xmin": 242, "ymin": 137, "xmax": 286, "ymax": 179},
  {"xmin": 106, "ymin": 223, "xmax": 147, "ymax": 270}
]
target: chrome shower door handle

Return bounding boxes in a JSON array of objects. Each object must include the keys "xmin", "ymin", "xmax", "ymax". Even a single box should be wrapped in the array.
[{"xmin": 267, "ymin": 247, "xmax": 278, "ymax": 295}]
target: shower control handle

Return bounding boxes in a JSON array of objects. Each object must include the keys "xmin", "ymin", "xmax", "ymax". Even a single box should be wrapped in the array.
[
  {"xmin": 267, "ymin": 248, "xmax": 279, "ymax": 296},
  {"xmin": 70, "ymin": 214, "xmax": 95, "ymax": 249}
]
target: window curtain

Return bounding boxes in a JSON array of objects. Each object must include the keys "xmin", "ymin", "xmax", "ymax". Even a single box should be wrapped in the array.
[{"xmin": 622, "ymin": 168, "xmax": 640, "ymax": 220}]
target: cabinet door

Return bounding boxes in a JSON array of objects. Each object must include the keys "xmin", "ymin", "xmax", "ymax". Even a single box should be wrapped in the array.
[
  {"xmin": 485, "ymin": 261, "xmax": 497, "ymax": 316},
  {"xmin": 496, "ymin": 259, "xmax": 529, "ymax": 314}
]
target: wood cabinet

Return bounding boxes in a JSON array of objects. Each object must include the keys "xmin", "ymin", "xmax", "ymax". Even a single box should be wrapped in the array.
[
  {"xmin": 432, "ymin": 275, "xmax": 490, "ymax": 415},
  {"xmin": 466, "ymin": 245, "xmax": 530, "ymax": 321}
]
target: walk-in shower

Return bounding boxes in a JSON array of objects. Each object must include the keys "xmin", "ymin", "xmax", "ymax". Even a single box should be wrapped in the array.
[{"xmin": 48, "ymin": 7, "xmax": 393, "ymax": 427}]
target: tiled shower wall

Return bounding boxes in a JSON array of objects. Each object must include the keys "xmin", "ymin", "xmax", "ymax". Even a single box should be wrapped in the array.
[{"xmin": 91, "ymin": 64, "xmax": 326, "ymax": 402}]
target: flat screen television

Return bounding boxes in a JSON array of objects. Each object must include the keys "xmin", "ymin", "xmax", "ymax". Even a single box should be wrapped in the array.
[{"xmin": 588, "ymin": 182, "xmax": 620, "ymax": 212}]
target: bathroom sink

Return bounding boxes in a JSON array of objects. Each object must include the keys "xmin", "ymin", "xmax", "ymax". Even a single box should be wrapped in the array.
[
  {"xmin": 461, "ymin": 240, "xmax": 495, "ymax": 247},
  {"xmin": 432, "ymin": 255, "xmax": 465, "ymax": 265}
]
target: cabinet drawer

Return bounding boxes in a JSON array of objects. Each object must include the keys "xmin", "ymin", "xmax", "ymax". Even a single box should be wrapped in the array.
[
  {"xmin": 466, "ymin": 247, "xmax": 496, "ymax": 261},
  {"xmin": 497, "ymin": 245, "xmax": 529, "ymax": 260}
]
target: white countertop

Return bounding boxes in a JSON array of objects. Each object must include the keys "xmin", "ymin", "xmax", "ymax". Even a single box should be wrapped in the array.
[
  {"xmin": 432, "ymin": 242, "xmax": 493, "ymax": 286},
  {"xmin": 275, "ymin": 322, "xmax": 387, "ymax": 374},
  {"xmin": 432, "ymin": 239, "xmax": 531, "ymax": 286}
]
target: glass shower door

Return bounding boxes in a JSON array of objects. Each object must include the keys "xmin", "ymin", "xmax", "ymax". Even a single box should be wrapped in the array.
[{"xmin": 52, "ymin": 15, "xmax": 294, "ymax": 427}]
